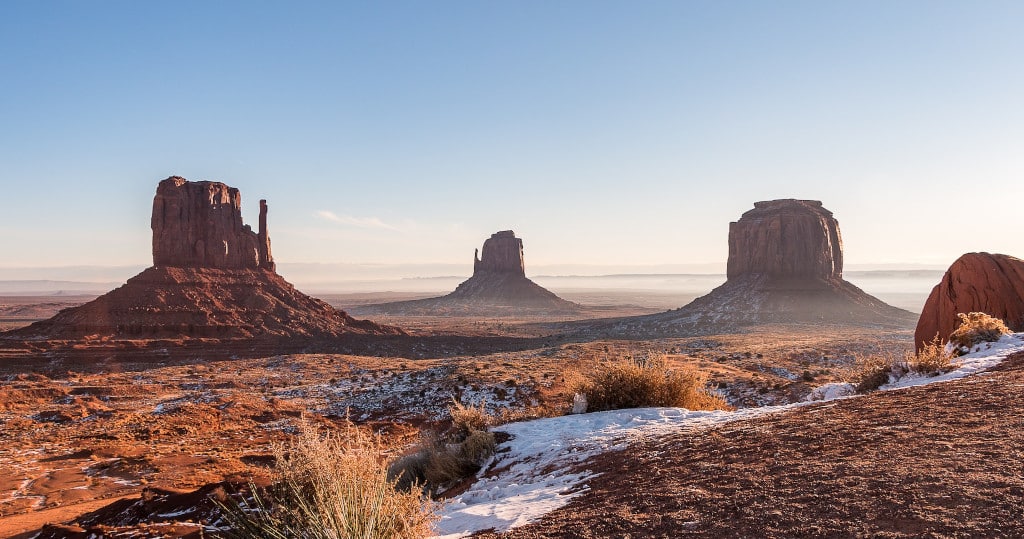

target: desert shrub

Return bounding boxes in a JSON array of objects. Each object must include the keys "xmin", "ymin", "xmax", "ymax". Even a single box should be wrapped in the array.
[
  {"xmin": 388, "ymin": 401, "xmax": 497, "ymax": 495},
  {"xmin": 850, "ymin": 354, "xmax": 906, "ymax": 393},
  {"xmin": 906, "ymin": 335, "xmax": 956, "ymax": 375},
  {"xmin": 215, "ymin": 422, "xmax": 436, "ymax": 539},
  {"xmin": 567, "ymin": 355, "xmax": 730, "ymax": 412},
  {"xmin": 851, "ymin": 339, "xmax": 957, "ymax": 393},
  {"xmin": 948, "ymin": 312, "xmax": 1011, "ymax": 353},
  {"xmin": 448, "ymin": 398, "xmax": 491, "ymax": 437}
]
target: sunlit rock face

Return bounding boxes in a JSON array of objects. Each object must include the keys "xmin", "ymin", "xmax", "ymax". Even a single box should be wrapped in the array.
[
  {"xmin": 727, "ymin": 199, "xmax": 842, "ymax": 282},
  {"xmin": 152, "ymin": 176, "xmax": 274, "ymax": 271},
  {"xmin": 915, "ymin": 252, "xmax": 1024, "ymax": 349}
]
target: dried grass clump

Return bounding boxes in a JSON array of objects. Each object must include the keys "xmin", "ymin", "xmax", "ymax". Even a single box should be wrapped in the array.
[
  {"xmin": 215, "ymin": 422, "xmax": 436, "ymax": 539},
  {"xmin": 388, "ymin": 401, "xmax": 497, "ymax": 495},
  {"xmin": 850, "ymin": 353, "xmax": 906, "ymax": 393},
  {"xmin": 851, "ymin": 338, "xmax": 958, "ymax": 393},
  {"xmin": 448, "ymin": 399, "xmax": 491, "ymax": 437},
  {"xmin": 906, "ymin": 335, "xmax": 955, "ymax": 375},
  {"xmin": 948, "ymin": 312, "xmax": 1011, "ymax": 353},
  {"xmin": 567, "ymin": 355, "xmax": 730, "ymax": 412}
]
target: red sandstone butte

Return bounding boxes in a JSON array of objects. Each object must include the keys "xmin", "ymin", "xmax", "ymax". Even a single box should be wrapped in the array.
[{"xmin": 5, "ymin": 176, "xmax": 400, "ymax": 340}]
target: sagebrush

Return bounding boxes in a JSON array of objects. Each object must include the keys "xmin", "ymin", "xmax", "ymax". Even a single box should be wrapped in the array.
[
  {"xmin": 851, "ymin": 336, "xmax": 956, "ymax": 392},
  {"xmin": 567, "ymin": 354, "xmax": 730, "ymax": 412},
  {"xmin": 948, "ymin": 312, "xmax": 1011, "ymax": 353},
  {"xmin": 215, "ymin": 422, "xmax": 437, "ymax": 539},
  {"xmin": 388, "ymin": 400, "xmax": 497, "ymax": 495}
]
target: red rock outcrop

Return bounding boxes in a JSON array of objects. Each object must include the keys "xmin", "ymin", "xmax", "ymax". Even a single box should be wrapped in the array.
[
  {"xmin": 474, "ymin": 231, "xmax": 525, "ymax": 276},
  {"xmin": 727, "ymin": 199, "xmax": 843, "ymax": 281},
  {"xmin": 5, "ymin": 177, "xmax": 400, "ymax": 340},
  {"xmin": 353, "ymin": 230, "xmax": 579, "ymax": 315},
  {"xmin": 915, "ymin": 252, "xmax": 1024, "ymax": 349},
  {"xmin": 152, "ymin": 177, "xmax": 274, "ymax": 271}
]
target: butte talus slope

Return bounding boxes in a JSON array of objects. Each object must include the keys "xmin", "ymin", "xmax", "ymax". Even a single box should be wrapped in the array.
[
  {"xmin": 5, "ymin": 177, "xmax": 400, "ymax": 339},
  {"xmin": 352, "ymin": 230, "xmax": 580, "ymax": 316},
  {"xmin": 574, "ymin": 199, "xmax": 915, "ymax": 337},
  {"xmin": 915, "ymin": 252, "xmax": 1024, "ymax": 349}
]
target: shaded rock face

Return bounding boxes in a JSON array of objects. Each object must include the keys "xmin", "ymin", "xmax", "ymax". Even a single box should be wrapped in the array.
[
  {"xmin": 152, "ymin": 177, "xmax": 274, "ymax": 271},
  {"xmin": 352, "ymin": 230, "xmax": 579, "ymax": 315},
  {"xmin": 474, "ymin": 231, "xmax": 525, "ymax": 276},
  {"xmin": 915, "ymin": 253, "xmax": 1024, "ymax": 349},
  {"xmin": 727, "ymin": 199, "xmax": 842, "ymax": 281},
  {"xmin": 566, "ymin": 199, "xmax": 914, "ymax": 338}
]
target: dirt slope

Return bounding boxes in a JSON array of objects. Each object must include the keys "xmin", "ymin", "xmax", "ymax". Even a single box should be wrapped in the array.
[{"xmin": 484, "ymin": 351, "xmax": 1024, "ymax": 538}]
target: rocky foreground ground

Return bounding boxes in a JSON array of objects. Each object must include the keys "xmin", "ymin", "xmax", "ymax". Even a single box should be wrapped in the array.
[{"xmin": 482, "ymin": 351, "xmax": 1024, "ymax": 538}]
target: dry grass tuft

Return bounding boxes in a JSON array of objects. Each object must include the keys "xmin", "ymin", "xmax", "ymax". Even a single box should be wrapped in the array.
[
  {"xmin": 948, "ymin": 312, "xmax": 1011, "ymax": 353},
  {"xmin": 388, "ymin": 400, "xmax": 498, "ymax": 495},
  {"xmin": 850, "ymin": 353, "xmax": 906, "ymax": 393},
  {"xmin": 215, "ymin": 422, "xmax": 437, "ymax": 539},
  {"xmin": 567, "ymin": 354, "xmax": 730, "ymax": 412},
  {"xmin": 448, "ymin": 398, "xmax": 491, "ymax": 437},
  {"xmin": 851, "ymin": 336, "xmax": 957, "ymax": 392},
  {"xmin": 907, "ymin": 335, "xmax": 955, "ymax": 375}
]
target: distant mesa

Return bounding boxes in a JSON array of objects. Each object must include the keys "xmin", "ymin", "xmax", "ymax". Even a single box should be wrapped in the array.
[
  {"xmin": 915, "ymin": 252, "xmax": 1024, "ymax": 350},
  {"xmin": 5, "ymin": 176, "xmax": 401, "ymax": 340},
  {"xmin": 574, "ymin": 199, "xmax": 915, "ymax": 336},
  {"xmin": 352, "ymin": 230, "xmax": 580, "ymax": 316}
]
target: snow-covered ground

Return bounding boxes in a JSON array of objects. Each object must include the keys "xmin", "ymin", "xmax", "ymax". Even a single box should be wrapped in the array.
[{"xmin": 433, "ymin": 333, "xmax": 1024, "ymax": 538}]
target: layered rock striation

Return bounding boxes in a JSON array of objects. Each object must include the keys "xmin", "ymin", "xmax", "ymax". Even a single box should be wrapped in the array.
[
  {"xmin": 915, "ymin": 252, "xmax": 1024, "ymax": 349},
  {"xmin": 352, "ymin": 230, "xmax": 579, "ymax": 315},
  {"xmin": 571, "ymin": 199, "xmax": 915, "ymax": 337},
  {"xmin": 7, "ymin": 177, "xmax": 399, "ymax": 340}
]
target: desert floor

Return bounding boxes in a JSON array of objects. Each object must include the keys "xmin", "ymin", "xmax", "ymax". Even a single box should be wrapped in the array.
[{"xmin": 0, "ymin": 291, "xmax": 927, "ymax": 537}]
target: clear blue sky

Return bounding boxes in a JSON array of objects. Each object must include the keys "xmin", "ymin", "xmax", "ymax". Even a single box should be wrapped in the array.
[{"xmin": 1, "ymin": 1, "xmax": 1022, "ymax": 273}]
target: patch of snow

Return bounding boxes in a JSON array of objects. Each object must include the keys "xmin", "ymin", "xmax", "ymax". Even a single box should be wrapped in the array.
[{"xmin": 805, "ymin": 382, "xmax": 856, "ymax": 401}]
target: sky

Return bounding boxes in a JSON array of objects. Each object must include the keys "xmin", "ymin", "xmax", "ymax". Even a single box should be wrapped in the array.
[{"xmin": 1, "ymin": 1, "xmax": 1022, "ymax": 277}]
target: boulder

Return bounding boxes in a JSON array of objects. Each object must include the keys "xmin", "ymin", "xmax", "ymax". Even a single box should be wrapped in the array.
[{"xmin": 915, "ymin": 252, "xmax": 1024, "ymax": 349}]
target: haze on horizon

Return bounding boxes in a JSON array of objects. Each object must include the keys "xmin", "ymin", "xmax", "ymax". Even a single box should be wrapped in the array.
[{"xmin": 1, "ymin": 1, "xmax": 1022, "ymax": 275}]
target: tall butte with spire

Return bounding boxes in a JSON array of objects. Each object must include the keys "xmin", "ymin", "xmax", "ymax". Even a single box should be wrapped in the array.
[
  {"xmin": 352, "ymin": 230, "xmax": 579, "ymax": 315},
  {"xmin": 6, "ymin": 176, "xmax": 401, "ymax": 339}
]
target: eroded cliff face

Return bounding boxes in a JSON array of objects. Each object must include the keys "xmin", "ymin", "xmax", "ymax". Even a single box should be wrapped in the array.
[
  {"xmin": 727, "ymin": 199, "xmax": 843, "ymax": 281},
  {"xmin": 915, "ymin": 252, "xmax": 1024, "ymax": 349},
  {"xmin": 151, "ymin": 177, "xmax": 275, "ymax": 271},
  {"xmin": 474, "ymin": 231, "xmax": 526, "ymax": 276}
]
